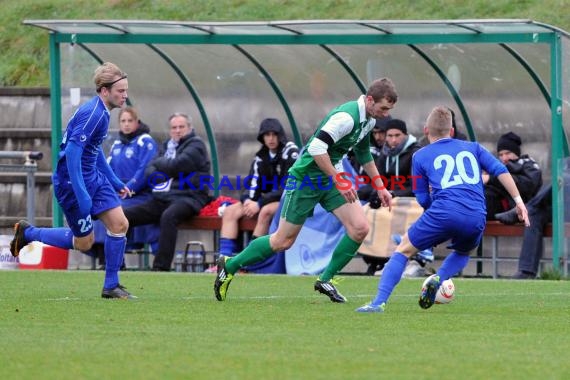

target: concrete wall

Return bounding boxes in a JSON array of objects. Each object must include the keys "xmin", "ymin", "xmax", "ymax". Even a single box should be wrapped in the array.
[{"xmin": 0, "ymin": 88, "xmax": 53, "ymax": 227}]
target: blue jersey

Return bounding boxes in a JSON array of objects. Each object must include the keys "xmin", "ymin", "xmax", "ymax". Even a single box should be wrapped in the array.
[
  {"xmin": 57, "ymin": 96, "xmax": 110, "ymax": 183},
  {"xmin": 53, "ymin": 96, "xmax": 121, "ymax": 237},
  {"xmin": 409, "ymin": 138, "xmax": 508, "ymax": 252},
  {"xmin": 412, "ymin": 138, "xmax": 507, "ymax": 214},
  {"xmin": 108, "ymin": 133, "xmax": 158, "ymax": 193}
]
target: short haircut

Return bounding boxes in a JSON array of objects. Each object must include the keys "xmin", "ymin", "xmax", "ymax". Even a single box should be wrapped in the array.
[
  {"xmin": 426, "ymin": 106, "xmax": 452, "ymax": 138},
  {"xmin": 366, "ymin": 78, "xmax": 398, "ymax": 103},
  {"xmin": 168, "ymin": 112, "xmax": 192, "ymax": 125}
]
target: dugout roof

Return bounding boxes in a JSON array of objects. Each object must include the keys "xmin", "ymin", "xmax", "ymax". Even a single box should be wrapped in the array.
[{"xmin": 24, "ymin": 19, "xmax": 570, "ymax": 266}]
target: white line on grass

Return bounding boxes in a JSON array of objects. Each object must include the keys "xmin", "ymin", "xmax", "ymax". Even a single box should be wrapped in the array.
[
  {"xmin": 45, "ymin": 297, "xmax": 82, "ymax": 301},
  {"xmin": 42, "ymin": 291, "xmax": 569, "ymax": 302}
]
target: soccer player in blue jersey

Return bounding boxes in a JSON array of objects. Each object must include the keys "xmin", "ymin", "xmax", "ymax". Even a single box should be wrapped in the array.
[
  {"xmin": 90, "ymin": 106, "xmax": 159, "ymax": 268},
  {"xmin": 356, "ymin": 106, "xmax": 530, "ymax": 313},
  {"xmin": 9, "ymin": 62, "xmax": 136, "ymax": 299}
]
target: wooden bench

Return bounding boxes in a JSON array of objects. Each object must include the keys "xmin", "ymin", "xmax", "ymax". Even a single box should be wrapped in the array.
[
  {"xmin": 136, "ymin": 216, "xmax": 567, "ymax": 276},
  {"xmin": 118, "ymin": 215, "xmax": 257, "ymax": 271},
  {"xmin": 178, "ymin": 215, "xmax": 258, "ymax": 252},
  {"xmin": 477, "ymin": 221, "xmax": 569, "ymax": 279}
]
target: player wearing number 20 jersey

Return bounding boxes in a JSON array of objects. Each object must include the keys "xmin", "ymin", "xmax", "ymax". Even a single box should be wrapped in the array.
[
  {"xmin": 355, "ymin": 106, "xmax": 528, "ymax": 313},
  {"xmin": 409, "ymin": 137, "xmax": 507, "ymax": 253}
]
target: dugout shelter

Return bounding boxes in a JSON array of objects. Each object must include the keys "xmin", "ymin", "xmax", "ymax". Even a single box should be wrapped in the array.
[{"xmin": 24, "ymin": 19, "xmax": 570, "ymax": 269}]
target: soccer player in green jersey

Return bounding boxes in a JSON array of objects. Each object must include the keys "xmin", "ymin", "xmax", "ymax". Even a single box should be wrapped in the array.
[{"xmin": 214, "ymin": 78, "xmax": 396, "ymax": 303}]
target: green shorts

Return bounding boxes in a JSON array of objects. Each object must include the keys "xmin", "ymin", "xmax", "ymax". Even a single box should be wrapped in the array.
[{"xmin": 280, "ymin": 178, "xmax": 346, "ymax": 225}]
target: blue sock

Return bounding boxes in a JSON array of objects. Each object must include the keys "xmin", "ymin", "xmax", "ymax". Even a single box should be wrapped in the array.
[
  {"xmin": 219, "ymin": 237, "xmax": 236, "ymax": 257},
  {"xmin": 25, "ymin": 226, "xmax": 74, "ymax": 249},
  {"xmin": 103, "ymin": 233, "xmax": 126, "ymax": 290},
  {"xmin": 437, "ymin": 251, "xmax": 470, "ymax": 281},
  {"xmin": 372, "ymin": 252, "xmax": 408, "ymax": 306}
]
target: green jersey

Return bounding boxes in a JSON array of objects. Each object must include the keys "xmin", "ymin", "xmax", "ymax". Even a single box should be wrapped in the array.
[{"xmin": 289, "ymin": 95, "xmax": 375, "ymax": 181}]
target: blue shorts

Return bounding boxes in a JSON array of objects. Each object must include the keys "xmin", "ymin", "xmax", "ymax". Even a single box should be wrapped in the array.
[
  {"xmin": 54, "ymin": 172, "xmax": 121, "ymax": 237},
  {"xmin": 408, "ymin": 206, "xmax": 486, "ymax": 254}
]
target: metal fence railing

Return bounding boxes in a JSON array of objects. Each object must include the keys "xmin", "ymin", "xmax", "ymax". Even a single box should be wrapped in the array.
[{"xmin": 0, "ymin": 151, "xmax": 43, "ymax": 225}]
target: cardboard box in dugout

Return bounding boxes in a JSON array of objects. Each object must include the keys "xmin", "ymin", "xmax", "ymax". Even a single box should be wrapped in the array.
[
  {"xmin": 18, "ymin": 241, "xmax": 69, "ymax": 270},
  {"xmin": 0, "ymin": 235, "xmax": 19, "ymax": 270}
]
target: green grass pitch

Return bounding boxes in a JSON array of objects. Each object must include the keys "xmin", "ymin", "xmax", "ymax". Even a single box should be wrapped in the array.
[{"xmin": 1, "ymin": 270, "xmax": 569, "ymax": 380}]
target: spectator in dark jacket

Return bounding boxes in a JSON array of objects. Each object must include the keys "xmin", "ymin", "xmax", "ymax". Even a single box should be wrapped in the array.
[
  {"xmin": 218, "ymin": 118, "xmax": 299, "ymax": 257},
  {"xmin": 484, "ymin": 131, "xmax": 542, "ymax": 220},
  {"xmin": 495, "ymin": 158, "xmax": 570, "ymax": 279},
  {"xmin": 123, "ymin": 112, "xmax": 211, "ymax": 271},
  {"xmin": 370, "ymin": 118, "xmax": 419, "ymax": 202}
]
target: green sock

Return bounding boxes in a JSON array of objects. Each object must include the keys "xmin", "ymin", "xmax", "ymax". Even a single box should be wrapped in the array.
[
  {"xmin": 226, "ymin": 235, "xmax": 274, "ymax": 274},
  {"xmin": 319, "ymin": 234, "xmax": 360, "ymax": 282}
]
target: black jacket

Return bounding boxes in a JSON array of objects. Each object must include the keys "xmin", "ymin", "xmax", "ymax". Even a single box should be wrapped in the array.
[
  {"xmin": 242, "ymin": 141, "xmax": 299, "ymax": 207},
  {"xmin": 486, "ymin": 154, "xmax": 542, "ymax": 204},
  {"xmin": 145, "ymin": 130, "xmax": 211, "ymax": 212},
  {"xmin": 374, "ymin": 135, "xmax": 420, "ymax": 197}
]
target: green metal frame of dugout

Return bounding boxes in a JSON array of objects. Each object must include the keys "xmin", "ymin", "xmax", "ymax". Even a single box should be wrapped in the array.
[{"xmin": 24, "ymin": 19, "xmax": 569, "ymax": 271}]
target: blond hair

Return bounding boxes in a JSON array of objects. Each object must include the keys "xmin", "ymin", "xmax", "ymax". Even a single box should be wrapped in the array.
[
  {"xmin": 93, "ymin": 62, "xmax": 127, "ymax": 93},
  {"xmin": 426, "ymin": 106, "xmax": 452, "ymax": 138}
]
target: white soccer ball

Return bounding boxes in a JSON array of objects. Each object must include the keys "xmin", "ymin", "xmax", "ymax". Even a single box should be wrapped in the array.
[{"xmin": 435, "ymin": 279, "xmax": 455, "ymax": 304}]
